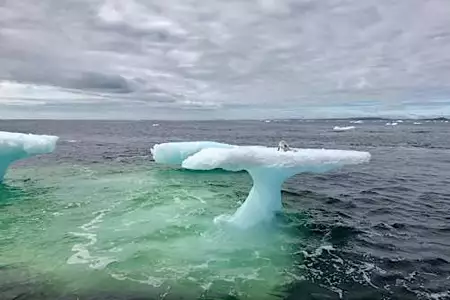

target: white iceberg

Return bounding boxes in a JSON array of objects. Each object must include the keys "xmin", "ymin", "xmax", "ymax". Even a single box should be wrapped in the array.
[
  {"xmin": 152, "ymin": 141, "xmax": 371, "ymax": 229},
  {"xmin": 151, "ymin": 141, "xmax": 234, "ymax": 165},
  {"xmin": 333, "ymin": 126, "xmax": 355, "ymax": 132},
  {"xmin": 0, "ymin": 131, "xmax": 59, "ymax": 181}
]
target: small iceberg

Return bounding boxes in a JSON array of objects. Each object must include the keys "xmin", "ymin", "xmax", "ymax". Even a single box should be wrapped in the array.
[
  {"xmin": 152, "ymin": 123, "xmax": 160, "ymax": 127},
  {"xmin": 349, "ymin": 120, "xmax": 364, "ymax": 124},
  {"xmin": 333, "ymin": 126, "xmax": 355, "ymax": 132},
  {"xmin": 152, "ymin": 141, "xmax": 370, "ymax": 229},
  {"xmin": 385, "ymin": 122, "xmax": 398, "ymax": 126},
  {"xmin": 0, "ymin": 131, "xmax": 58, "ymax": 182},
  {"xmin": 413, "ymin": 122, "xmax": 422, "ymax": 125}
]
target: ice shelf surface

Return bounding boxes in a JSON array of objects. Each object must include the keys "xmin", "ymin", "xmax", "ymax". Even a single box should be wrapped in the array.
[
  {"xmin": 152, "ymin": 141, "xmax": 371, "ymax": 228},
  {"xmin": 151, "ymin": 141, "xmax": 234, "ymax": 165}
]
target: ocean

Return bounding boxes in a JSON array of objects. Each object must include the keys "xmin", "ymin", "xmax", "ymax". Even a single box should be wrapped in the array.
[{"xmin": 1, "ymin": 119, "xmax": 449, "ymax": 300}]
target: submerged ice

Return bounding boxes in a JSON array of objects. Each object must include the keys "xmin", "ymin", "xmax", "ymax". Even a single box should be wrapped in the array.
[
  {"xmin": 152, "ymin": 142, "xmax": 371, "ymax": 229},
  {"xmin": 0, "ymin": 131, "xmax": 58, "ymax": 181}
]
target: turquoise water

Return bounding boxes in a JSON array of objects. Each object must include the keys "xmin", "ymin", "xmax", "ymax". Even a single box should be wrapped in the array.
[
  {"xmin": 1, "ymin": 161, "xmax": 308, "ymax": 299},
  {"xmin": 4, "ymin": 119, "xmax": 450, "ymax": 299}
]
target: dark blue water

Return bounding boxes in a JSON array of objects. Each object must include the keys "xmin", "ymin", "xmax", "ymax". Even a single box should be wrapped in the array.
[{"xmin": 1, "ymin": 119, "xmax": 449, "ymax": 299}]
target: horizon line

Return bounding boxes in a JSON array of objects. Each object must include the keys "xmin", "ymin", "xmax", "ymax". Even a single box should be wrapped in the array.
[{"xmin": 1, "ymin": 116, "xmax": 449, "ymax": 122}]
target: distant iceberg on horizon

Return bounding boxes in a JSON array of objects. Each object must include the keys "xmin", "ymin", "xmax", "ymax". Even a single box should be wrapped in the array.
[
  {"xmin": 152, "ymin": 141, "xmax": 371, "ymax": 229},
  {"xmin": 0, "ymin": 131, "xmax": 59, "ymax": 182},
  {"xmin": 333, "ymin": 126, "xmax": 355, "ymax": 132}
]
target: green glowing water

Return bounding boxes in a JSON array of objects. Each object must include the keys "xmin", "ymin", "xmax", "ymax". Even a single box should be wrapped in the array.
[{"xmin": 1, "ymin": 162, "xmax": 305, "ymax": 299}]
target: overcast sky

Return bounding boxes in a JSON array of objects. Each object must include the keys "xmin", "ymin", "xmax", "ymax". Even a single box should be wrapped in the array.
[{"xmin": 1, "ymin": 0, "xmax": 450, "ymax": 119}]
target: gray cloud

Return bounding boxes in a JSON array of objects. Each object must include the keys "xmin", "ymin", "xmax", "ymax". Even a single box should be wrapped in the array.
[{"xmin": 1, "ymin": 0, "xmax": 450, "ymax": 118}]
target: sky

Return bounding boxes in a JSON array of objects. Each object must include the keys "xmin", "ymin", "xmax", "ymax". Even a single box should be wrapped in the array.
[{"xmin": 1, "ymin": 0, "xmax": 450, "ymax": 120}]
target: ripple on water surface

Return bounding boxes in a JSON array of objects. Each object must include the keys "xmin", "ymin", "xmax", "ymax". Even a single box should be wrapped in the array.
[
  {"xmin": 2, "ymin": 136, "xmax": 450, "ymax": 300},
  {"xmin": 1, "ymin": 163, "xmax": 306, "ymax": 299}
]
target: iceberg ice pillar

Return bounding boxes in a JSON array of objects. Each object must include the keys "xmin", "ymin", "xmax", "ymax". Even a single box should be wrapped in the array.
[
  {"xmin": 0, "ymin": 131, "xmax": 59, "ymax": 182},
  {"xmin": 0, "ymin": 160, "xmax": 9, "ymax": 180},
  {"xmin": 224, "ymin": 168, "xmax": 286, "ymax": 227},
  {"xmin": 152, "ymin": 142, "xmax": 371, "ymax": 229}
]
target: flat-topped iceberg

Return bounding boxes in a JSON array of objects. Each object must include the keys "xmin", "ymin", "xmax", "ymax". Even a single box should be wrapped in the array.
[
  {"xmin": 152, "ymin": 141, "xmax": 371, "ymax": 229},
  {"xmin": 151, "ymin": 141, "xmax": 234, "ymax": 165},
  {"xmin": 0, "ymin": 131, "xmax": 59, "ymax": 181},
  {"xmin": 333, "ymin": 126, "xmax": 355, "ymax": 132}
]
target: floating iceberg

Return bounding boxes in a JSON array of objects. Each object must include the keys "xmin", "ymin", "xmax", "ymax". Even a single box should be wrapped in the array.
[
  {"xmin": 349, "ymin": 120, "xmax": 364, "ymax": 124},
  {"xmin": 0, "ymin": 131, "xmax": 59, "ymax": 181},
  {"xmin": 333, "ymin": 126, "xmax": 355, "ymax": 132},
  {"xmin": 152, "ymin": 141, "xmax": 371, "ymax": 229},
  {"xmin": 385, "ymin": 122, "xmax": 398, "ymax": 126},
  {"xmin": 151, "ymin": 141, "xmax": 234, "ymax": 165}
]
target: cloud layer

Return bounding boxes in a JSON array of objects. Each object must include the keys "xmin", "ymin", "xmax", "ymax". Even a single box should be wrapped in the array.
[{"xmin": 1, "ymin": 0, "xmax": 450, "ymax": 119}]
